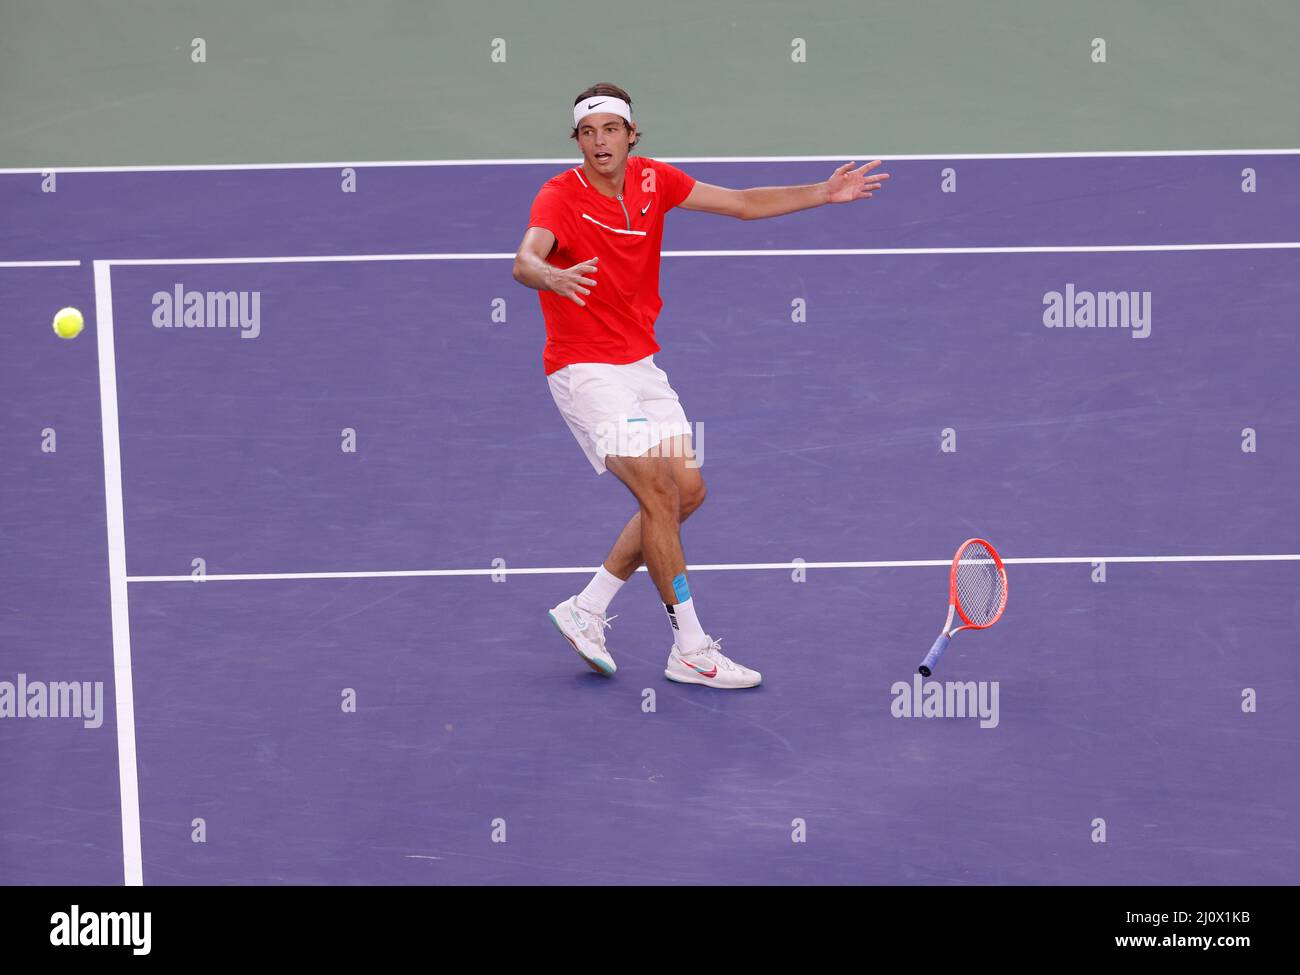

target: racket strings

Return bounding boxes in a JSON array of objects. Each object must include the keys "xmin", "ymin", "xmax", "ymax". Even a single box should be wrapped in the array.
[{"xmin": 955, "ymin": 543, "xmax": 1005, "ymax": 625}]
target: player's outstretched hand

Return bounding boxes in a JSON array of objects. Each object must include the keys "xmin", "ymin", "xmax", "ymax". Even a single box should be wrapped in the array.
[
  {"xmin": 826, "ymin": 160, "xmax": 890, "ymax": 203},
  {"xmin": 551, "ymin": 256, "xmax": 599, "ymax": 306}
]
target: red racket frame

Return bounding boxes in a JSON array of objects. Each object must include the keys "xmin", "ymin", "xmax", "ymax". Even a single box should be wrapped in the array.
[{"xmin": 949, "ymin": 537, "xmax": 1009, "ymax": 631}]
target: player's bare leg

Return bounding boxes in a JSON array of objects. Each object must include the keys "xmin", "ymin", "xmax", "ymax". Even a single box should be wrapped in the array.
[
  {"xmin": 548, "ymin": 437, "xmax": 700, "ymax": 674},
  {"xmin": 604, "ymin": 437, "xmax": 761, "ymax": 688},
  {"xmin": 601, "ymin": 436, "xmax": 705, "ymax": 583},
  {"xmin": 604, "ymin": 451, "xmax": 692, "ymax": 604}
]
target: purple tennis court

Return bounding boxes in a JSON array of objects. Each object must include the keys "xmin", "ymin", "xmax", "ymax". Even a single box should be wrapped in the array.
[{"xmin": 2, "ymin": 154, "xmax": 1298, "ymax": 885}]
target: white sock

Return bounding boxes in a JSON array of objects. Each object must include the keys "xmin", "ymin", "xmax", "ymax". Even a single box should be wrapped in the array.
[
  {"xmin": 575, "ymin": 565, "xmax": 625, "ymax": 616},
  {"xmin": 663, "ymin": 573, "xmax": 708, "ymax": 653}
]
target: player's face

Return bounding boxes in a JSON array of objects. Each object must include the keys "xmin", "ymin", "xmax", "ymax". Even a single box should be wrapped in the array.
[{"xmin": 578, "ymin": 114, "xmax": 634, "ymax": 173}]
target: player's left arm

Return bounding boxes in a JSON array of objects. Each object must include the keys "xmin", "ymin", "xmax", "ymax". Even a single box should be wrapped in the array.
[{"xmin": 679, "ymin": 160, "xmax": 890, "ymax": 220}]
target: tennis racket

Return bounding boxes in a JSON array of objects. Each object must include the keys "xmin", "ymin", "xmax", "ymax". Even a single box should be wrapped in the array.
[{"xmin": 917, "ymin": 537, "xmax": 1008, "ymax": 677}]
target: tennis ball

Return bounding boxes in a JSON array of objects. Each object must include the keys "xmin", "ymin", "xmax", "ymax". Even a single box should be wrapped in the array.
[{"xmin": 52, "ymin": 307, "xmax": 84, "ymax": 340}]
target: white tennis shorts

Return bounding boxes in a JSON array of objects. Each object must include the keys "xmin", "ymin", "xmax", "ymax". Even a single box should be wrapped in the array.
[{"xmin": 547, "ymin": 355, "xmax": 693, "ymax": 474}]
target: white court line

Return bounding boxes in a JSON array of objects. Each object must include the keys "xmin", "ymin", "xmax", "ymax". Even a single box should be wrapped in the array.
[
  {"xmin": 100, "ymin": 241, "xmax": 1300, "ymax": 267},
  {"xmin": 93, "ymin": 261, "xmax": 144, "ymax": 887},
  {"xmin": 126, "ymin": 553, "xmax": 1300, "ymax": 584},
  {"xmin": 2, "ymin": 148, "xmax": 1300, "ymax": 174},
  {"xmin": 0, "ymin": 259, "xmax": 81, "ymax": 267}
]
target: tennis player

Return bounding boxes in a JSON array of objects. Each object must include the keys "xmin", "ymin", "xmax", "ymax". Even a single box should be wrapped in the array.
[{"xmin": 513, "ymin": 83, "xmax": 889, "ymax": 688}]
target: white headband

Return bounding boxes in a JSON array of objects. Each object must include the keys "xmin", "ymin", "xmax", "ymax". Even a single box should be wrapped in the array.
[{"xmin": 573, "ymin": 96, "xmax": 632, "ymax": 129}]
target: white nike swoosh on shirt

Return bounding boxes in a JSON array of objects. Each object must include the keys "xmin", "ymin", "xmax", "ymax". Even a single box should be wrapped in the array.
[{"xmin": 580, "ymin": 213, "xmax": 648, "ymax": 236}]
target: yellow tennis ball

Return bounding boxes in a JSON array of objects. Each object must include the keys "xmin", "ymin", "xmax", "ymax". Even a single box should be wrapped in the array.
[{"xmin": 52, "ymin": 307, "xmax": 84, "ymax": 340}]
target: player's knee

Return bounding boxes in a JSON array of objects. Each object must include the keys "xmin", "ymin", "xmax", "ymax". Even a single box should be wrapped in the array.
[
  {"xmin": 638, "ymin": 466, "xmax": 680, "ymax": 517},
  {"xmin": 680, "ymin": 479, "xmax": 707, "ymax": 517}
]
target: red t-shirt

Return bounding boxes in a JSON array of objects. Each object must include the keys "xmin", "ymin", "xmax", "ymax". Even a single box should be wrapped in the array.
[{"xmin": 526, "ymin": 156, "xmax": 696, "ymax": 374}]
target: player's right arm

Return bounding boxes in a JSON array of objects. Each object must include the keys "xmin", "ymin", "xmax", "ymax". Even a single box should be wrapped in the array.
[{"xmin": 512, "ymin": 226, "xmax": 598, "ymax": 307}]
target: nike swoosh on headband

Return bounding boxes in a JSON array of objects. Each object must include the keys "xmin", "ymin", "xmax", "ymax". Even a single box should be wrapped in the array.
[{"xmin": 587, "ymin": 100, "xmax": 605, "ymax": 109}]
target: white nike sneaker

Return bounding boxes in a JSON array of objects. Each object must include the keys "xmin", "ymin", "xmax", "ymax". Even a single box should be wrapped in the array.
[
  {"xmin": 664, "ymin": 637, "xmax": 762, "ymax": 689},
  {"xmin": 548, "ymin": 596, "xmax": 617, "ymax": 676}
]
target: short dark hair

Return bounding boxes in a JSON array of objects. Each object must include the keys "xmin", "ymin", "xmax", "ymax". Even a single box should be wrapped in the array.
[{"xmin": 570, "ymin": 83, "xmax": 641, "ymax": 150}]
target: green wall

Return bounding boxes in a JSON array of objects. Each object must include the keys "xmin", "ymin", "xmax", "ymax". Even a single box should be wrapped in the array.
[{"xmin": 2, "ymin": 0, "xmax": 1297, "ymax": 167}]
